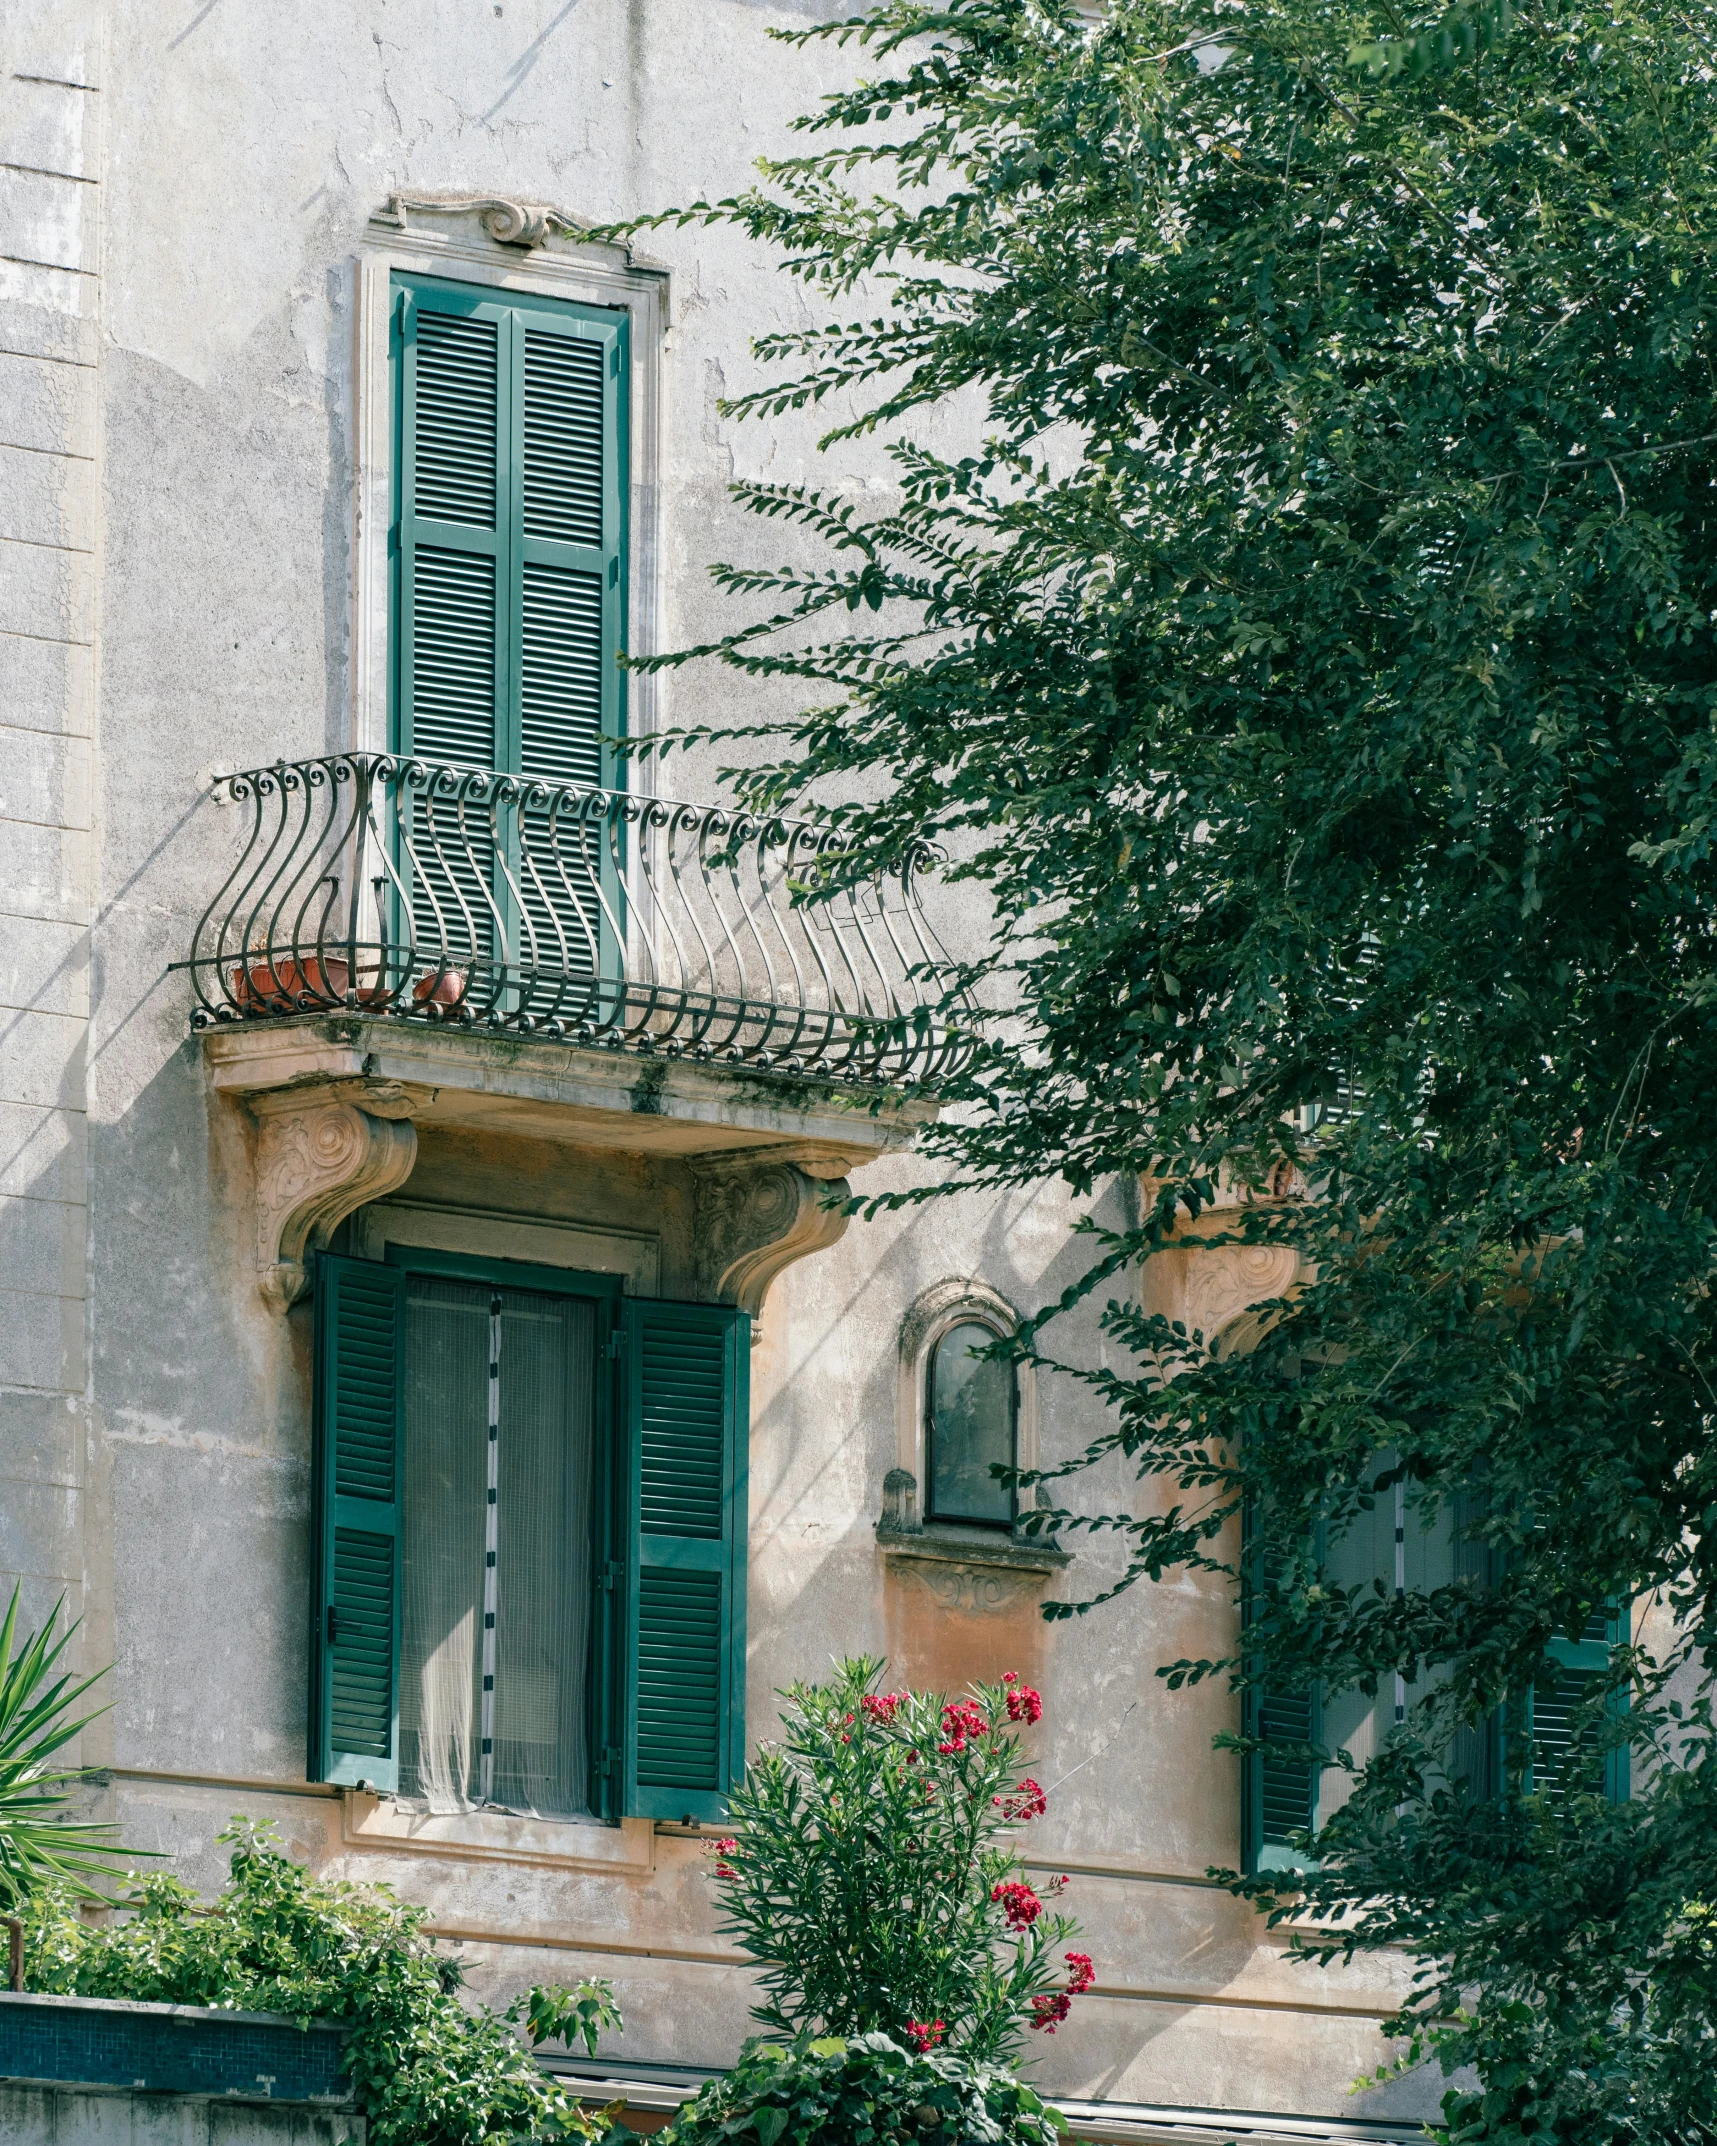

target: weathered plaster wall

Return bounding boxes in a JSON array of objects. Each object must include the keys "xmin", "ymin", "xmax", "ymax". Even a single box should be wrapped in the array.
[{"xmin": 0, "ymin": 0, "xmax": 1439, "ymax": 2125}]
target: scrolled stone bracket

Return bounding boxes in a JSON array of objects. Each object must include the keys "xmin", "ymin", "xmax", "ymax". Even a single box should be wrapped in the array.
[
  {"xmin": 250, "ymin": 1080, "xmax": 419, "ymax": 1313},
  {"xmin": 691, "ymin": 1148, "xmax": 854, "ymax": 1336}
]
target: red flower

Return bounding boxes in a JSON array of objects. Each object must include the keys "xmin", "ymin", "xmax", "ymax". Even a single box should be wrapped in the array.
[
  {"xmin": 1065, "ymin": 1952, "xmax": 1096, "ymax": 1994},
  {"xmin": 862, "ymin": 1692, "xmax": 905, "ymax": 1722},
  {"xmin": 991, "ymin": 1880, "xmax": 1043, "ymax": 1930},
  {"xmin": 937, "ymin": 1698, "xmax": 988, "ymax": 1754},
  {"xmin": 995, "ymin": 1776, "xmax": 1048, "ymax": 1821},
  {"xmin": 904, "ymin": 2018, "xmax": 946, "ymax": 2052},
  {"xmin": 1005, "ymin": 1679, "xmax": 1043, "ymax": 1725},
  {"xmin": 1030, "ymin": 1992, "xmax": 1071, "ymax": 2033}
]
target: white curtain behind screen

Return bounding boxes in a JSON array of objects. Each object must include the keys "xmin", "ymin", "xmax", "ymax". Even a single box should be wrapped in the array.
[{"xmin": 399, "ymin": 1275, "xmax": 595, "ymax": 1819}]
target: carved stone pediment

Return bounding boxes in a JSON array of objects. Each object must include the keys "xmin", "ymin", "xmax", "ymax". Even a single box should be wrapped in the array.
[
  {"xmin": 249, "ymin": 1082, "xmax": 418, "ymax": 1312},
  {"xmin": 691, "ymin": 1148, "xmax": 852, "ymax": 1332}
]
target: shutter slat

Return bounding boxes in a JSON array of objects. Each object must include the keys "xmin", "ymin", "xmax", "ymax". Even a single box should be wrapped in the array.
[{"xmin": 312, "ymin": 1257, "xmax": 404, "ymax": 1791}]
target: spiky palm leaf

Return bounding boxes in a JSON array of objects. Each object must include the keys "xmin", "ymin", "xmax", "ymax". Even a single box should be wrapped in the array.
[{"xmin": 0, "ymin": 1588, "xmax": 131, "ymax": 1907}]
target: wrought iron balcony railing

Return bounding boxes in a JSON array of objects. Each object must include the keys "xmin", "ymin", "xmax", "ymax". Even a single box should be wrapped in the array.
[{"xmin": 183, "ymin": 753, "xmax": 972, "ymax": 1087}]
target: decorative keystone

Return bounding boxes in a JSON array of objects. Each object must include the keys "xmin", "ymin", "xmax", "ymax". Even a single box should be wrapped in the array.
[{"xmin": 250, "ymin": 1082, "xmax": 418, "ymax": 1312}]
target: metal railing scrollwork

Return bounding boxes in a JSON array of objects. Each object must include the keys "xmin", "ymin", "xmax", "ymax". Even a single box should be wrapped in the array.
[{"xmin": 181, "ymin": 753, "xmax": 974, "ymax": 1087}]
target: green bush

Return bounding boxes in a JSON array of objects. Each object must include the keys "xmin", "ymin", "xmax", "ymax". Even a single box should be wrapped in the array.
[
  {"xmin": 708, "ymin": 1660, "xmax": 1092, "ymax": 2063},
  {"xmin": 660, "ymin": 2034, "xmax": 1068, "ymax": 2146},
  {"xmin": 22, "ymin": 1819, "xmax": 620, "ymax": 2146}
]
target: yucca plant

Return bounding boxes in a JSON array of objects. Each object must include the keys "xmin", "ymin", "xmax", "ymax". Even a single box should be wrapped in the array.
[{"xmin": 0, "ymin": 1586, "xmax": 130, "ymax": 1907}]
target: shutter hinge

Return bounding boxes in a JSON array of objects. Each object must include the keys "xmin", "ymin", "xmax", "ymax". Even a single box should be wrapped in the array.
[
  {"xmin": 327, "ymin": 1606, "xmax": 341, "ymax": 1646},
  {"xmin": 598, "ymin": 1560, "xmax": 623, "ymax": 1592},
  {"xmin": 608, "ymin": 1329, "xmax": 626, "ymax": 1361},
  {"xmin": 599, "ymin": 1745, "xmax": 622, "ymax": 1777}
]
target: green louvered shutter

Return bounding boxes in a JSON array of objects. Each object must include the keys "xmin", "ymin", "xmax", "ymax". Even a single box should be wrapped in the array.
[
  {"xmin": 515, "ymin": 306, "xmax": 625, "ymax": 1001},
  {"xmin": 622, "ymin": 1299, "xmax": 749, "ymax": 1822},
  {"xmin": 310, "ymin": 1255, "xmax": 405, "ymax": 1790},
  {"xmin": 1240, "ymin": 1499, "xmax": 1321, "ymax": 1874},
  {"xmin": 1530, "ymin": 1606, "xmax": 1630, "ymax": 1804},
  {"xmin": 397, "ymin": 286, "xmax": 508, "ymax": 966},
  {"xmin": 394, "ymin": 277, "xmax": 626, "ymax": 996}
]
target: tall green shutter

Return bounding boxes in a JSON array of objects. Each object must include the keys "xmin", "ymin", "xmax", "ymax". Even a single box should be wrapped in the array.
[
  {"xmin": 1240, "ymin": 1499, "xmax": 1321, "ymax": 1874},
  {"xmin": 310, "ymin": 1256, "xmax": 405, "ymax": 1790},
  {"xmin": 394, "ymin": 275, "xmax": 627, "ymax": 982},
  {"xmin": 1530, "ymin": 1607, "xmax": 1630, "ymax": 1803},
  {"xmin": 621, "ymin": 1299, "xmax": 749, "ymax": 1822}
]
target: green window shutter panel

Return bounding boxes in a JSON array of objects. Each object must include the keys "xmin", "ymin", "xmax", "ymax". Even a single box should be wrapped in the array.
[
  {"xmin": 310, "ymin": 1254, "xmax": 405, "ymax": 1791},
  {"xmin": 622, "ymin": 1299, "xmax": 749, "ymax": 1822},
  {"xmin": 1240, "ymin": 1497, "xmax": 1321, "ymax": 1875},
  {"xmin": 393, "ymin": 277, "xmax": 627, "ymax": 993},
  {"xmin": 1531, "ymin": 1606, "xmax": 1630, "ymax": 1804}
]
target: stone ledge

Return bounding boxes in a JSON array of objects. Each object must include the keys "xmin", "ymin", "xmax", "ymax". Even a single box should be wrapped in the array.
[
  {"xmin": 201, "ymin": 1015, "xmax": 931, "ymax": 1165},
  {"xmin": 875, "ymin": 1523, "xmax": 1073, "ymax": 1574}
]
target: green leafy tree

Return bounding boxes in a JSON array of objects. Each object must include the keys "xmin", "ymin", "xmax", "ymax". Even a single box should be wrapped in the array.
[
  {"xmin": 709, "ymin": 1661, "xmax": 1092, "ymax": 2062},
  {"xmin": 0, "ymin": 1586, "xmax": 132, "ymax": 1905},
  {"xmin": 615, "ymin": 0, "xmax": 1717, "ymax": 2133},
  {"xmin": 23, "ymin": 1821, "xmax": 622, "ymax": 2146}
]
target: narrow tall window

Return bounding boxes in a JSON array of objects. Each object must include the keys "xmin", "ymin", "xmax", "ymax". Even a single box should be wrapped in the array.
[
  {"xmin": 391, "ymin": 274, "xmax": 628, "ymax": 993},
  {"xmin": 925, "ymin": 1320, "xmax": 1016, "ymax": 1528}
]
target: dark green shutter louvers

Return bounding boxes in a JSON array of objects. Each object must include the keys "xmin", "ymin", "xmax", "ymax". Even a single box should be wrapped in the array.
[
  {"xmin": 394, "ymin": 277, "xmax": 626, "ymax": 989},
  {"xmin": 622, "ymin": 1299, "xmax": 749, "ymax": 1822},
  {"xmin": 311, "ymin": 1255, "xmax": 405, "ymax": 1790},
  {"xmin": 1240, "ymin": 1497, "xmax": 1321, "ymax": 1874}
]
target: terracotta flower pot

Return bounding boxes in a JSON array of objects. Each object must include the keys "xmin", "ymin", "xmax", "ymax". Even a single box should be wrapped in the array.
[
  {"xmin": 413, "ymin": 967, "xmax": 468, "ymax": 1007},
  {"xmin": 231, "ymin": 955, "xmax": 351, "ymax": 1011}
]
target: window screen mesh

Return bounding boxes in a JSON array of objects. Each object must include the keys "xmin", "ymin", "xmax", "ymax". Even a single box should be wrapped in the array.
[{"xmin": 399, "ymin": 1275, "xmax": 595, "ymax": 1819}]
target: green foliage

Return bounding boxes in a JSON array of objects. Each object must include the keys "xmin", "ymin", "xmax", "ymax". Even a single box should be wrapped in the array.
[
  {"xmin": 22, "ymin": 1821, "xmax": 620, "ymax": 2146},
  {"xmin": 710, "ymin": 1661, "xmax": 1089, "ymax": 2062},
  {"xmin": 0, "ymin": 1586, "xmax": 133, "ymax": 1906},
  {"xmin": 612, "ymin": 0, "xmax": 1717, "ymax": 2133},
  {"xmin": 659, "ymin": 2034, "xmax": 1067, "ymax": 2146}
]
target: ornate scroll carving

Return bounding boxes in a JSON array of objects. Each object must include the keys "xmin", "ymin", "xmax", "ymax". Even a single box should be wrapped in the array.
[
  {"xmin": 381, "ymin": 190, "xmax": 598, "ymax": 249},
  {"xmin": 691, "ymin": 1153, "xmax": 851, "ymax": 1330},
  {"xmin": 1183, "ymin": 1243, "xmax": 1303, "ymax": 1355},
  {"xmin": 250, "ymin": 1084, "xmax": 418, "ymax": 1313}
]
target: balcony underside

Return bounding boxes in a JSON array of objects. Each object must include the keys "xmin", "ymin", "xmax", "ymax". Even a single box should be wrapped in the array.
[{"xmin": 203, "ymin": 1013, "xmax": 932, "ymax": 1164}]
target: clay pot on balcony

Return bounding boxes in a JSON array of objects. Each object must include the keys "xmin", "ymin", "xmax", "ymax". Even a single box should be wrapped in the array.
[
  {"xmin": 413, "ymin": 967, "xmax": 468, "ymax": 1008},
  {"xmin": 231, "ymin": 955, "xmax": 351, "ymax": 1013}
]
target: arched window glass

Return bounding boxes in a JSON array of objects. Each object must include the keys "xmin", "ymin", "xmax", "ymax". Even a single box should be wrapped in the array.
[{"xmin": 926, "ymin": 1320, "xmax": 1015, "ymax": 1527}]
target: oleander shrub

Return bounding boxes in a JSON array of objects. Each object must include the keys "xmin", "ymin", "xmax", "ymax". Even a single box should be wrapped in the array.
[{"xmin": 705, "ymin": 1660, "xmax": 1093, "ymax": 2064}]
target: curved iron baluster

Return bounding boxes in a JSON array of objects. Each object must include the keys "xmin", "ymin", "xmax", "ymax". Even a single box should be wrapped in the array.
[{"xmin": 185, "ymin": 751, "xmax": 966, "ymax": 1083}]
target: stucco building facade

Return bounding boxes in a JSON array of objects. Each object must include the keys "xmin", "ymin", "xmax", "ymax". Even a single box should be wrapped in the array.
[{"xmin": 0, "ymin": 3, "xmax": 1436, "ymax": 2135}]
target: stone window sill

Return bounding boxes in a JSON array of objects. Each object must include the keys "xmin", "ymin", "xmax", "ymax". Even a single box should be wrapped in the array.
[
  {"xmin": 875, "ymin": 1523, "xmax": 1072, "ymax": 1575},
  {"xmin": 342, "ymin": 1791, "xmax": 655, "ymax": 1874}
]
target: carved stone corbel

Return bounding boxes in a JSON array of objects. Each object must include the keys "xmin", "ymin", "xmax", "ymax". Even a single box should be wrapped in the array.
[
  {"xmin": 250, "ymin": 1083, "xmax": 419, "ymax": 1313},
  {"xmin": 691, "ymin": 1152, "xmax": 852, "ymax": 1332}
]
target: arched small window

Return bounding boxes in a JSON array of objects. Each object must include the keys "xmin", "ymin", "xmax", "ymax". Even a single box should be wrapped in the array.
[{"xmin": 925, "ymin": 1320, "xmax": 1016, "ymax": 1528}]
